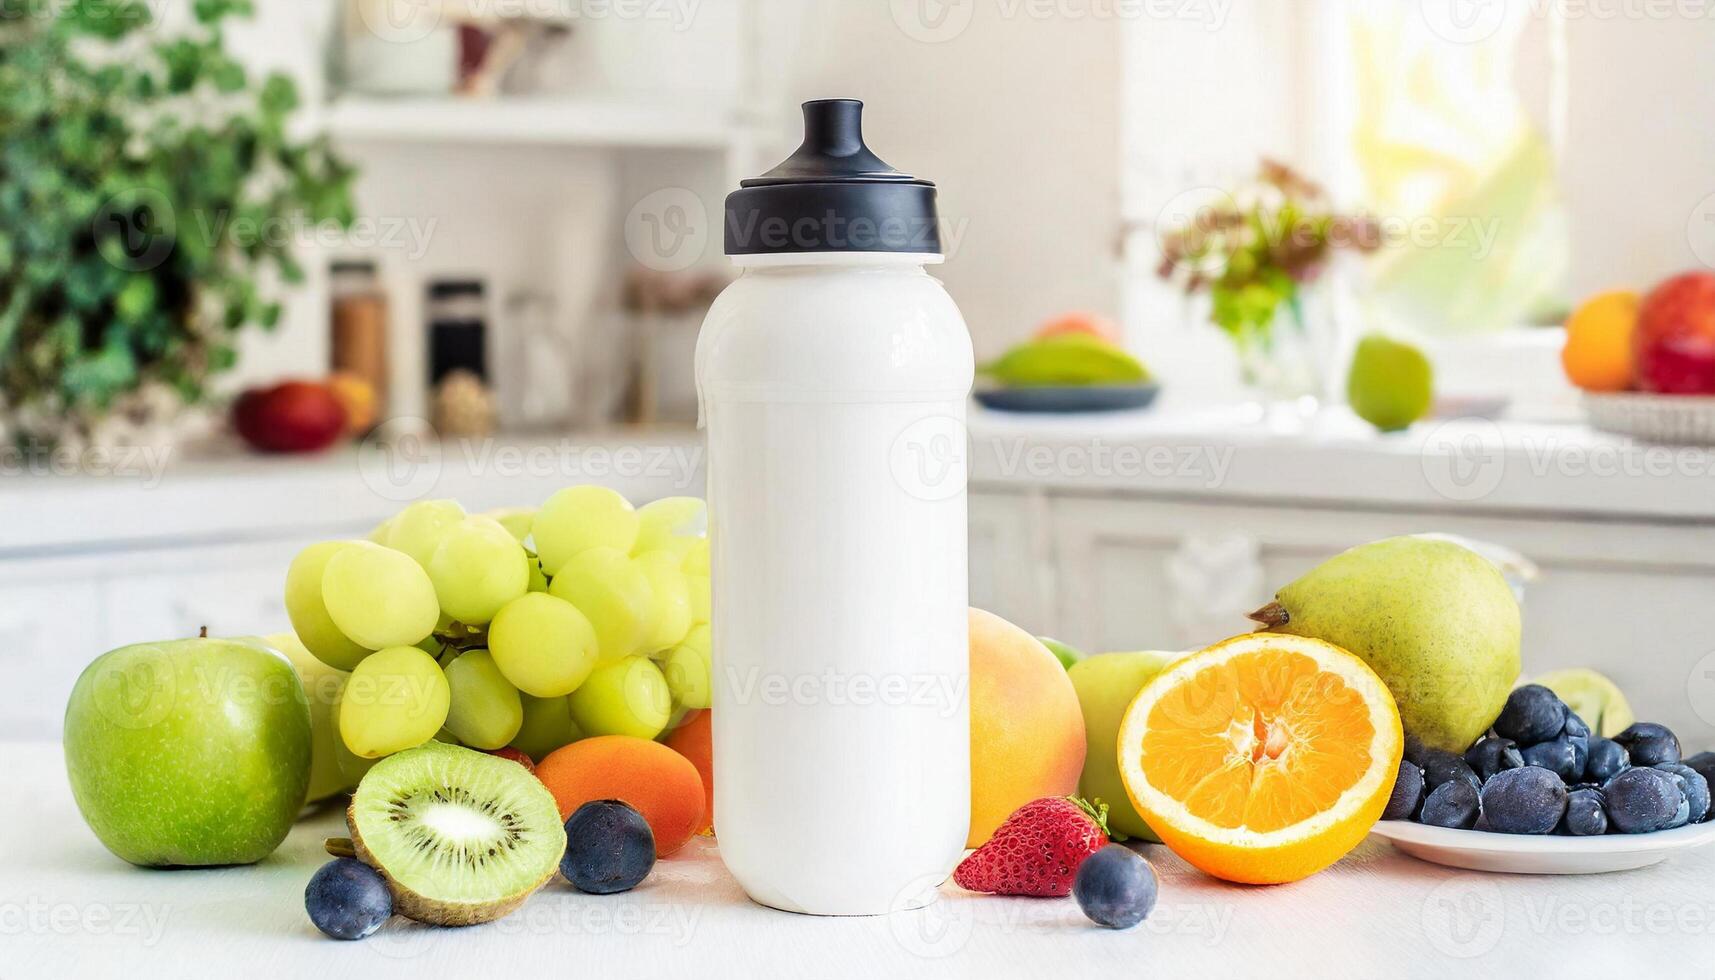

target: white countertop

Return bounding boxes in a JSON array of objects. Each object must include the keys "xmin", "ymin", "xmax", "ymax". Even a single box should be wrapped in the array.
[{"xmin": 5, "ymin": 742, "xmax": 1705, "ymax": 978}]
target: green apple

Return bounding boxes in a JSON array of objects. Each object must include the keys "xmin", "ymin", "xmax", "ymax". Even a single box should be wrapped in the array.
[
  {"xmin": 63, "ymin": 633, "xmax": 311, "ymax": 866},
  {"xmin": 1068, "ymin": 650, "xmax": 1181, "ymax": 842},
  {"xmin": 1038, "ymin": 636, "xmax": 1084, "ymax": 671},
  {"xmin": 266, "ymin": 631, "xmax": 351, "ymax": 804}
]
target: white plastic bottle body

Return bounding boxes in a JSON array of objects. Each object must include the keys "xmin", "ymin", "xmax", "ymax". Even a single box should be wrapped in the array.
[{"xmin": 696, "ymin": 253, "xmax": 974, "ymax": 915}]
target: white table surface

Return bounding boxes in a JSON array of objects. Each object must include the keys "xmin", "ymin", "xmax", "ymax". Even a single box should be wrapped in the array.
[{"xmin": 6, "ymin": 743, "xmax": 1709, "ymax": 979}]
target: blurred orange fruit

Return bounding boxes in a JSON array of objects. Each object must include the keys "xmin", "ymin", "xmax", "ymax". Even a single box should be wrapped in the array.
[
  {"xmin": 1033, "ymin": 311, "xmax": 1120, "ymax": 345},
  {"xmin": 1561, "ymin": 290, "xmax": 1639, "ymax": 392},
  {"xmin": 1117, "ymin": 633, "xmax": 1401, "ymax": 885},
  {"xmin": 663, "ymin": 709, "xmax": 713, "ymax": 835},
  {"xmin": 326, "ymin": 372, "xmax": 378, "ymax": 434},
  {"xmin": 536, "ymin": 735, "xmax": 705, "ymax": 856}
]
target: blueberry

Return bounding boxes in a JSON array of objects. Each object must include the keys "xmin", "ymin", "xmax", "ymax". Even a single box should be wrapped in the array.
[
  {"xmin": 1615, "ymin": 722, "xmax": 1681, "ymax": 767},
  {"xmin": 1402, "ymin": 736, "xmax": 1430, "ymax": 769},
  {"xmin": 1561, "ymin": 714, "xmax": 1590, "ymax": 774},
  {"xmin": 1602, "ymin": 768, "xmax": 1684, "ymax": 834},
  {"xmin": 305, "ymin": 858, "xmax": 392, "ymax": 941},
  {"xmin": 1584, "ymin": 738, "xmax": 1629, "ymax": 784},
  {"xmin": 1560, "ymin": 787, "xmax": 1608, "ymax": 836},
  {"xmin": 1418, "ymin": 780, "xmax": 1480, "ymax": 830},
  {"xmin": 1464, "ymin": 736, "xmax": 1524, "ymax": 782},
  {"xmin": 1419, "ymin": 749, "xmax": 1481, "ymax": 790},
  {"xmin": 1073, "ymin": 844, "xmax": 1158, "ymax": 930},
  {"xmin": 1479, "ymin": 766, "xmax": 1568, "ymax": 835},
  {"xmin": 1382, "ymin": 760, "xmax": 1425, "ymax": 820},
  {"xmin": 561, "ymin": 799, "xmax": 656, "ymax": 894},
  {"xmin": 1654, "ymin": 763, "xmax": 1710, "ymax": 826},
  {"xmin": 1686, "ymin": 751, "xmax": 1715, "ymax": 792},
  {"xmin": 1520, "ymin": 738, "xmax": 1581, "ymax": 784},
  {"xmin": 1492, "ymin": 685, "xmax": 1568, "ymax": 745}
]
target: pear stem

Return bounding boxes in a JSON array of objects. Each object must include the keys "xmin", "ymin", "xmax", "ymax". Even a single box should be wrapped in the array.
[
  {"xmin": 198, "ymin": 625, "xmax": 208, "ymax": 639},
  {"xmin": 1248, "ymin": 601, "xmax": 1290, "ymax": 630}
]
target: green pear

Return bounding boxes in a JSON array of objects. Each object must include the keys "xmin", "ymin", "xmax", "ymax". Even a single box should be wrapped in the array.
[
  {"xmin": 1068, "ymin": 650, "xmax": 1180, "ymax": 842},
  {"xmin": 1348, "ymin": 334, "xmax": 1433, "ymax": 432},
  {"xmin": 1250, "ymin": 536, "xmax": 1519, "ymax": 753}
]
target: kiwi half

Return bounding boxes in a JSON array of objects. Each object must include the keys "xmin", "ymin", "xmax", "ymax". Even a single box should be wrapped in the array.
[{"xmin": 348, "ymin": 742, "xmax": 565, "ymax": 926}]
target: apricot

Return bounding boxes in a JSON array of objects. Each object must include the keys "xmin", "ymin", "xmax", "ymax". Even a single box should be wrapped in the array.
[
  {"xmin": 968, "ymin": 608, "xmax": 1086, "ymax": 846},
  {"xmin": 663, "ymin": 709, "xmax": 714, "ymax": 835},
  {"xmin": 536, "ymin": 735, "xmax": 705, "ymax": 856}
]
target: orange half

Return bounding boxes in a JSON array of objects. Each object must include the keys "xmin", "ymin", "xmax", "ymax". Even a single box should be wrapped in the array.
[{"xmin": 1117, "ymin": 633, "xmax": 1402, "ymax": 884}]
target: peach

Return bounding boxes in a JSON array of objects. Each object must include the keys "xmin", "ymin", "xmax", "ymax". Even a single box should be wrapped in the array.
[
  {"xmin": 968, "ymin": 608, "xmax": 1086, "ymax": 847},
  {"xmin": 536, "ymin": 735, "xmax": 705, "ymax": 856}
]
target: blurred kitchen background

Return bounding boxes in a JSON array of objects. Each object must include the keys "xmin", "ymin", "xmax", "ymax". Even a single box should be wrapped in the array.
[{"xmin": 6, "ymin": 0, "xmax": 1715, "ymax": 743}]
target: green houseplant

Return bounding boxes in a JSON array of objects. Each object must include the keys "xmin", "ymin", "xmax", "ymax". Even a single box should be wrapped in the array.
[{"xmin": 0, "ymin": 0, "xmax": 354, "ymax": 452}]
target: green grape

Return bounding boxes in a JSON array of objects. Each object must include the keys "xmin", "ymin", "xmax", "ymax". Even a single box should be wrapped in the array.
[
  {"xmin": 636, "ymin": 549, "xmax": 692, "ymax": 654},
  {"xmin": 527, "ymin": 557, "xmax": 549, "ymax": 593},
  {"xmin": 682, "ymin": 536, "xmax": 710, "ymax": 576},
  {"xmin": 488, "ymin": 593, "xmax": 600, "ymax": 697},
  {"xmin": 548, "ymin": 546, "xmax": 654, "ymax": 661},
  {"xmin": 442, "ymin": 649, "xmax": 524, "ymax": 749},
  {"xmin": 285, "ymin": 541, "xmax": 373, "ymax": 670},
  {"xmin": 321, "ymin": 541, "xmax": 440, "ymax": 650},
  {"xmin": 663, "ymin": 623, "xmax": 712, "ymax": 710},
  {"xmin": 483, "ymin": 507, "xmax": 536, "ymax": 544},
  {"xmin": 434, "ymin": 727, "xmax": 463, "ymax": 745},
  {"xmin": 532, "ymin": 485, "xmax": 639, "ymax": 575},
  {"xmin": 366, "ymin": 516, "xmax": 394, "ymax": 544},
  {"xmin": 427, "ymin": 516, "xmax": 529, "ymax": 625},
  {"xmin": 632, "ymin": 496, "xmax": 706, "ymax": 556},
  {"xmin": 687, "ymin": 571, "xmax": 711, "ymax": 625},
  {"xmin": 568, "ymin": 655, "xmax": 672, "ymax": 739},
  {"xmin": 384, "ymin": 498, "xmax": 466, "ymax": 566},
  {"xmin": 338, "ymin": 646, "xmax": 451, "ymax": 758},
  {"xmin": 511, "ymin": 693, "xmax": 584, "ymax": 761}
]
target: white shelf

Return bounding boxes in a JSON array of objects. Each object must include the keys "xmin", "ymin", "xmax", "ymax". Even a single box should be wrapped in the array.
[{"xmin": 323, "ymin": 97, "xmax": 747, "ymax": 150}]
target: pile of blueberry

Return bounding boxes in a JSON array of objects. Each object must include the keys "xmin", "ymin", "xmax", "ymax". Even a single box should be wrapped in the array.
[{"xmin": 1383, "ymin": 684, "xmax": 1715, "ymax": 836}]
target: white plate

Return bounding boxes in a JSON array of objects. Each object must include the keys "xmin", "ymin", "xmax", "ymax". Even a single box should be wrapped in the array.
[
  {"xmin": 1370, "ymin": 820, "xmax": 1715, "ymax": 874},
  {"xmin": 1583, "ymin": 392, "xmax": 1715, "ymax": 445}
]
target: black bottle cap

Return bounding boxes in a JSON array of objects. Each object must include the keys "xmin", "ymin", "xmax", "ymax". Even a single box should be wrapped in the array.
[{"xmin": 724, "ymin": 100, "xmax": 941, "ymax": 256}]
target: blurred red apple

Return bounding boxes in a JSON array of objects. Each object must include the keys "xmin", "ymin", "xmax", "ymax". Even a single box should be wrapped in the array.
[
  {"xmin": 233, "ymin": 381, "xmax": 348, "ymax": 453},
  {"xmin": 1635, "ymin": 272, "xmax": 1715, "ymax": 395}
]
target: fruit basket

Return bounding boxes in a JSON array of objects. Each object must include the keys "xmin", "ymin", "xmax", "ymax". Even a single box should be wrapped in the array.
[{"xmin": 1582, "ymin": 392, "xmax": 1715, "ymax": 446}]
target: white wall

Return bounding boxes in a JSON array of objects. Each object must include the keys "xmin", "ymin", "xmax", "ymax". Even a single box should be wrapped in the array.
[{"xmin": 780, "ymin": 3, "xmax": 1123, "ymax": 359}]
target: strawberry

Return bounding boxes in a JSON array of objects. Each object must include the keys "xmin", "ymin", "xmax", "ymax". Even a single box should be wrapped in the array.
[{"xmin": 953, "ymin": 797, "xmax": 1111, "ymax": 897}]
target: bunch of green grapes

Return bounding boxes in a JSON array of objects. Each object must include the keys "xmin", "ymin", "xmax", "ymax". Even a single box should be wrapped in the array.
[{"xmin": 283, "ymin": 489, "xmax": 713, "ymax": 771}]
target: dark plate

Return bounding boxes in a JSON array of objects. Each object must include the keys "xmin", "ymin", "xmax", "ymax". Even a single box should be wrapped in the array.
[{"xmin": 974, "ymin": 383, "xmax": 1161, "ymax": 414}]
